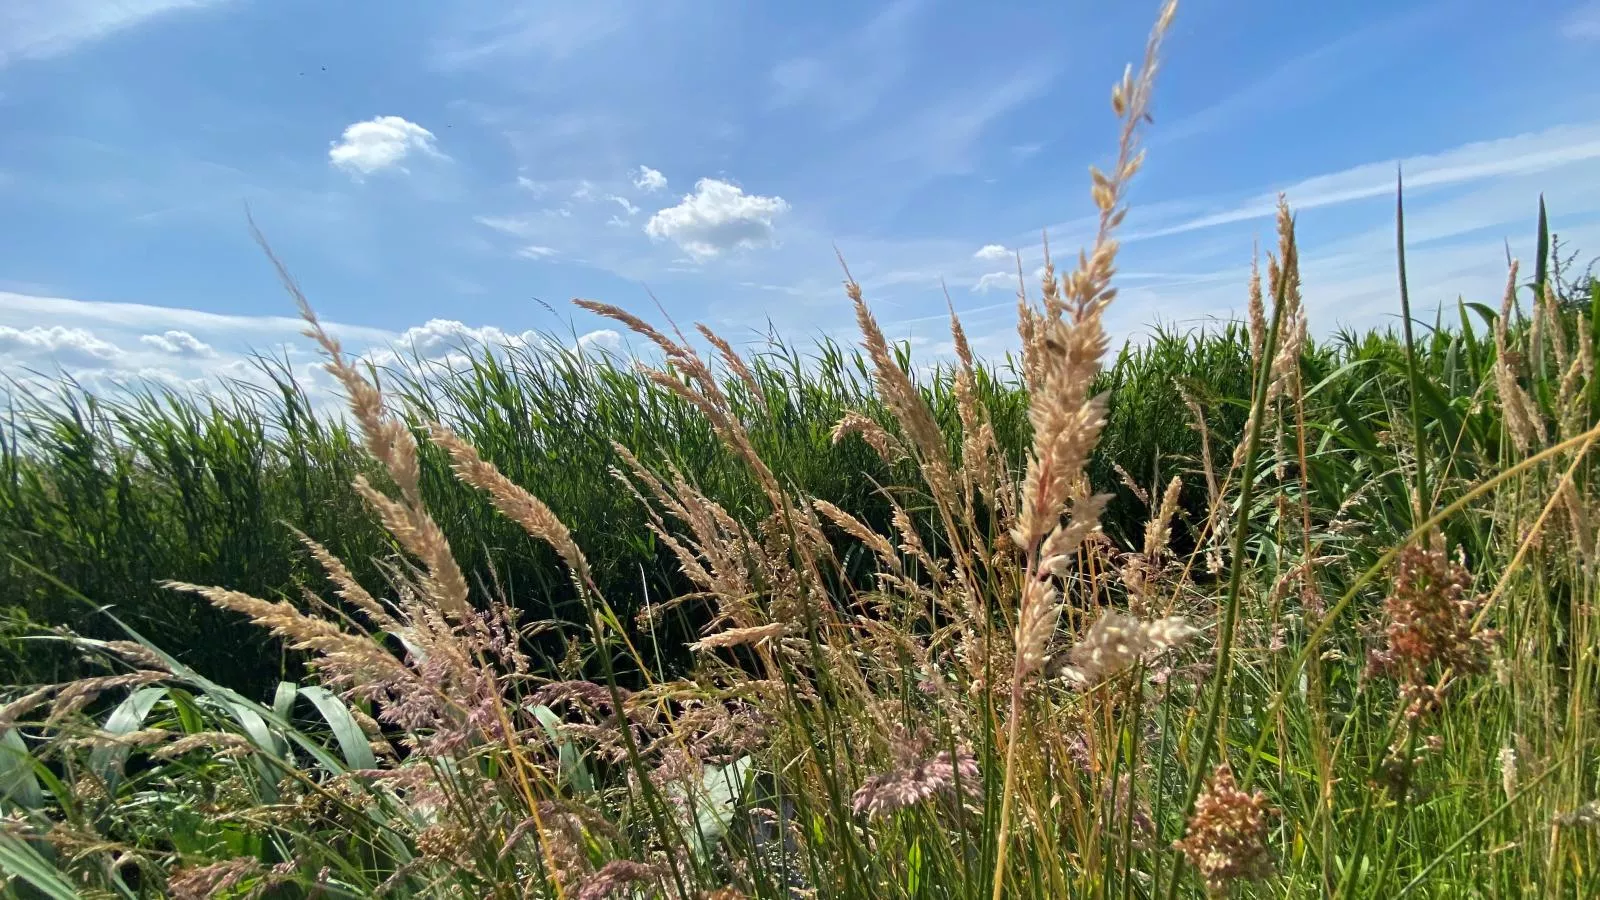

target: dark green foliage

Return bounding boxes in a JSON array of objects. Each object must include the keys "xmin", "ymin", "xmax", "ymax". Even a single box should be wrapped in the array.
[{"xmin": 0, "ymin": 309, "xmax": 1551, "ymax": 694}]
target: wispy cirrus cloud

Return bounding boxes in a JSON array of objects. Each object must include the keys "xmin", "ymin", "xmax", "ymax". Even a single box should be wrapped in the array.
[
  {"xmin": 1129, "ymin": 123, "xmax": 1600, "ymax": 241},
  {"xmin": 1566, "ymin": 1, "xmax": 1600, "ymax": 39},
  {"xmin": 1155, "ymin": 4, "xmax": 1444, "ymax": 148},
  {"xmin": 0, "ymin": 0, "xmax": 229, "ymax": 68}
]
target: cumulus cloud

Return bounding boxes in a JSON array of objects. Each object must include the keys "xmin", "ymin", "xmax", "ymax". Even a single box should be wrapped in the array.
[
  {"xmin": 644, "ymin": 178, "xmax": 789, "ymax": 261},
  {"xmin": 329, "ymin": 116, "xmax": 442, "ymax": 177},
  {"xmin": 140, "ymin": 329, "xmax": 216, "ymax": 358},
  {"xmin": 974, "ymin": 244, "xmax": 1012, "ymax": 261},
  {"xmin": 633, "ymin": 165, "xmax": 667, "ymax": 192},
  {"xmin": 0, "ymin": 324, "xmax": 124, "ymax": 367},
  {"xmin": 395, "ymin": 319, "xmax": 536, "ymax": 356},
  {"xmin": 610, "ymin": 195, "xmax": 640, "ymax": 216},
  {"xmin": 577, "ymin": 329, "xmax": 622, "ymax": 353},
  {"xmin": 971, "ymin": 272, "xmax": 1017, "ymax": 294}
]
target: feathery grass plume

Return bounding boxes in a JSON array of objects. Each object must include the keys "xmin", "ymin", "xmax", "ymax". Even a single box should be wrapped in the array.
[
  {"xmin": 992, "ymin": 5, "xmax": 1176, "ymax": 897},
  {"xmin": 430, "ymin": 424, "xmax": 592, "ymax": 585},
  {"xmin": 948, "ymin": 297, "xmax": 1005, "ymax": 516},
  {"xmin": 96, "ymin": 641, "xmax": 170, "ymax": 673},
  {"xmin": 255, "ymin": 226, "xmax": 475, "ymax": 621},
  {"xmin": 575, "ymin": 860, "xmax": 662, "ymax": 900},
  {"xmin": 1113, "ymin": 463, "xmax": 1152, "ymax": 506},
  {"xmin": 164, "ymin": 581, "xmax": 407, "ymax": 691},
  {"xmin": 151, "ymin": 731, "xmax": 255, "ymax": 760},
  {"xmin": 1, "ymin": 672, "xmax": 164, "ymax": 727},
  {"xmin": 577, "ymin": 299, "xmax": 786, "ymax": 511},
  {"xmin": 1494, "ymin": 261, "xmax": 1547, "ymax": 454},
  {"xmin": 831, "ymin": 410, "xmax": 908, "ymax": 464},
  {"xmin": 292, "ymin": 527, "xmax": 397, "ymax": 632},
  {"xmin": 1054, "ymin": 610, "xmax": 1197, "ymax": 687},
  {"xmin": 1247, "ymin": 243, "xmax": 1266, "ymax": 365},
  {"xmin": 844, "ymin": 275, "xmax": 962, "ymax": 525},
  {"xmin": 1267, "ymin": 196, "xmax": 1306, "ymax": 400},
  {"xmin": 166, "ymin": 857, "xmax": 263, "ymax": 900},
  {"xmin": 812, "ymin": 498, "xmax": 904, "ymax": 577},
  {"xmin": 691, "ymin": 623, "xmax": 787, "ymax": 652},
  {"xmin": 1499, "ymin": 744, "xmax": 1519, "ymax": 802},
  {"xmin": 696, "ymin": 323, "xmax": 770, "ymax": 417},
  {"xmin": 1172, "ymin": 764, "xmax": 1276, "ymax": 895},
  {"xmin": 1125, "ymin": 475, "xmax": 1183, "ymax": 614}
]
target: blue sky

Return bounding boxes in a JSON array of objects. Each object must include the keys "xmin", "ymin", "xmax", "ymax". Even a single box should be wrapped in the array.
[{"xmin": 3, "ymin": 0, "xmax": 1600, "ymax": 397}]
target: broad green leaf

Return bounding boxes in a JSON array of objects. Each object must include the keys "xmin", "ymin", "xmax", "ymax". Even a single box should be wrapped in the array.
[
  {"xmin": 272, "ymin": 681, "xmax": 298, "ymax": 722},
  {"xmin": 672, "ymin": 755, "xmax": 754, "ymax": 861},
  {"xmin": 0, "ymin": 728, "xmax": 43, "ymax": 809},
  {"xmin": 87, "ymin": 686, "xmax": 168, "ymax": 793},
  {"xmin": 529, "ymin": 704, "xmax": 594, "ymax": 795},
  {"xmin": 298, "ymin": 686, "xmax": 377, "ymax": 771},
  {"xmin": 0, "ymin": 832, "xmax": 82, "ymax": 899}
]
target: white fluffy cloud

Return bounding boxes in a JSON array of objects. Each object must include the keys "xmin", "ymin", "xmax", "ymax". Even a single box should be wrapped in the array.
[
  {"xmin": 633, "ymin": 165, "xmax": 667, "ymax": 192},
  {"xmin": 576, "ymin": 329, "xmax": 622, "ymax": 353},
  {"xmin": 329, "ymin": 116, "xmax": 442, "ymax": 177},
  {"xmin": 393, "ymin": 319, "xmax": 537, "ymax": 356},
  {"xmin": 610, "ymin": 195, "xmax": 639, "ymax": 216},
  {"xmin": 140, "ymin": 329, "xmax": 216, "ymax": 358},
  {"xmin": 974, "ymin": 244, "xmax": 1012, "ymax": 261},
  {"xmin": 644, "ymin": 178, "xmax": 789, "ymax": 261},
  {"xmin": 971, "ymin": 272, "xmax": 1017, "ymax": 294},
  {"xmin": 0, "ymin": 324, "xmax": 124, "ymax": 367}
]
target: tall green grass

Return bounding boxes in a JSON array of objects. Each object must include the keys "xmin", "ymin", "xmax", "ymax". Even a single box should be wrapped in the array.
[
  {"xmin": 3, "ymin": 324, "xmax": 1261, "ymax": 692},
  {"xmin": 2, "ymin": 5, "xmax": 1598, "ymax": 893}
]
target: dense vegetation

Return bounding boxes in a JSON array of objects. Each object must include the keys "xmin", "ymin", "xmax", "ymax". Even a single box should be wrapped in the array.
[{"xmin": 3, "ymin": 4, "xmax": 1600, "ymax": 896}]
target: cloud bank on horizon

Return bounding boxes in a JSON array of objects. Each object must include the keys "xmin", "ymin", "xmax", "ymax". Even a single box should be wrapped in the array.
[{"xmin": 2, "ymin": 0, "xmax": 1599, "ymax": 398}]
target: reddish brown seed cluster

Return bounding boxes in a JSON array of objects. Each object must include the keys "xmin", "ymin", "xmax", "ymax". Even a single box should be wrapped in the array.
[
  {"xmin": 1173, "ymin": 765, "xmax": 1276, "ymax": 895},
  {"xmin": 1367, "ymin": 543, "xmax": 1496, "ymax": 719},
  {"xmin": 851, "ymin": 747, "xmax": 981, "ymax": 819}
]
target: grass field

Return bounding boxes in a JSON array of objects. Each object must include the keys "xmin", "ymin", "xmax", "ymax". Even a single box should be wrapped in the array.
[{"xmin": 3, "ymin": 3, "xmax": 1600, "ymax": 897}]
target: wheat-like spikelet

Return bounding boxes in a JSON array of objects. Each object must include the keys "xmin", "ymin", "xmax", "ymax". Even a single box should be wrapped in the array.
[
  {"xmin": 293, "ymin": 528, "xmax": 397, "ymax": 632},
  {"xmin": 690, "ymin": 623, "xmax": 788, "ymax": 652},
  {"xmin": 695, "ymin": 323, "xmax": 769, "ymax": 417},
  {"xmin": 1247, "ymin": 244, "xmax": 1266, "ymax": 365},
  {"xmin": 1493, "ymin": 261, "xmax": 1547, "ymax": 454},
  {"xmin": 845, "ymin": 277, "xmax": 961, "ymax": 521},
  {"xmin": 430, "ymin": 425, "xmax": 592, "ymax": 585},
  {"xmin": 831, "ymin": 411, "xmax": 908, "ymax": 464}
]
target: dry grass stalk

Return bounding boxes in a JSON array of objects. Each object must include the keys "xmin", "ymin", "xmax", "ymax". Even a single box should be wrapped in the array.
[
  {"xmin": 1494, "ymin": 261, "xmax": 1547, "ymax": 454},
  {"xmin": 696, "ymin": 323, "xmax": 769, "ymax": 417},
  {"xmin": 991, "ymin": 5, "xmax": 1176, "ymax": 897},
  {"xmin": 578, "ymin": 299, "xmax": 786, "ymax": 511},
  {"xmin": 831, "ymin": 411, "xmax": 908, "ymax": 464},
  {"xmin": 430, "ymin": 424, "xmax": 592, "ymax": 585},
  {"xmin": 844, "ymin": 276, "xmax": 961, "ymax": 523}
]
